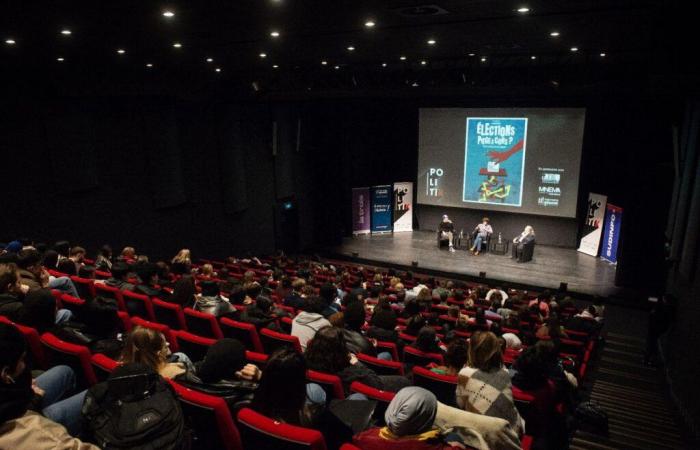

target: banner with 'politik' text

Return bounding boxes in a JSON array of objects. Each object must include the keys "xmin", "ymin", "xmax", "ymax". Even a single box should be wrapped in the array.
[{"xmin": 393, "ymin": 182, "xmax": 413, "ymax": 233}]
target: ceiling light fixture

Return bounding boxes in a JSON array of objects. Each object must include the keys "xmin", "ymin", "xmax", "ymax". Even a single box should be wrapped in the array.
[
  {"xmin": 334, "ymin": 65, "xmax": 340, "ymax": 70},
  {"xmin": 600, "ymin": 52, "xmax": 606, "ymax": 57},
  {"xmin": 206, "ymin": 58, "xmax": 214, "ymax": 62},
  {"xmin": 5, "ymin": 39, "xmax": 16, "ymax": 45},
  {"xmin": 480, "ymin": 56, "xmax": 487, "ymax": 62},
  {"xmin": 259, "ymin": 53, "xmax": 267, "ymax": 59},
  {"xmin": 468, "ymin": 53, "xmax": 475, "ymax": 57},
  {"xmin": 381, "ymin": 63, "xmax": 387, "ymax": 67},
  {"xmin": 56, "ymin": 57, "xmax": 64, "ymax": 62},
  {"xmin": 399, "ymin": 55, "xmax": 407, "ymax": 60},
  {"xmin": 549, "ymin": 31, "xmax": 560, "ymax": 37},
  {"xmin": 146, "ymin": 63, "xmax": 153, "ymax": 67},
  {"xmin": 270, "ymin": 31, "xmax": 280, "ymax": 38},
  {"xmin": 321, "ymin": 60, "xmax": 328, "ymax": 65},
  {"xmin": 162, "ymin": 10, "xmax": 175, "ymax": 18},
  {"xmin": 215, "ymin": 67, "xmax": 222, "ymax": 72},
  {"xmin": 420, "ymin": 60, "xmax": 427, "ymax": 65},
  {"xmin": 530, "ymin": 55, "xmax": 537, "ymax": 60},
  {"xmin": 347, "ymin": 46, "xmax": 355, "ymax": 51},
  {"xmin": 272, "ymin": 64, "xmax": 279, "ymax": 68},
  {"xmin": 427, "ymin": 39, "xmax": 436, "ymax": 45},
  {"xmin": 117, "ymin": 48, "xmax": 126, "ymax": 54},
  {"xmin": 364, "ymin": 20, "xmax": 375, "ymax": 28},
  {"xmin": 517, "ymin": 7, "xmax": 530, "ymax": 13},
  {"xmin": 60, "ymin": 29, "xmax": 72, "ymax": 36},
  {"xmin": 570, "ymin": 46, "xmax": 578, "ymax": 52},
  {"xmin": 173, "ymin": 42, "xmax": 182, "ymax": 48}
]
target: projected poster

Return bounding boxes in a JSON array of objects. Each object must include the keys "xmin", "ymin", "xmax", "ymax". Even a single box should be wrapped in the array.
[{"xmin": 463, "ymin": 118, "xmax": 527, "ymax": 207}]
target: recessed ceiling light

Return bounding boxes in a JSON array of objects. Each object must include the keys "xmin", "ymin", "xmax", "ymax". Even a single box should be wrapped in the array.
[
  {"xmin": 347, "ymin": 46, "xmax": 355, "ymax": 51},
  {"xmin": 60, "ymin": 29, "xmax": 72, "ymax": 36},
  {"xmin": 206, "ymin": 58, "xmax": 214, "ymax": 63},
  {"xmin": 381, "ymin": 63, "xmax": 387, "ymax": 67},
  {"xmin": 56, "ymin": 57, "xmax": 64, "ymax": 62},
  {"xmin": 146, "ymin": 63, "xmax": 153, "ymax": 68},
  {"xmin": 5, "ymin": 39, "xmax": 16, "ymax": 45},
  {"xmin": 334, "ymin": 65, "xmax": 340, "ymax": 70},
  {"xmin": 399, "ymin": 55, "xmax": 407, "ymax": 60},
  {"xmin": 420, "ymin": 60, "xmax": 427, "ymax": 65},
  {"xmin": 530, "ymin": 55, "xmax": 537, "ymax": 60},
  {"xmin": 364, "ymin": 20, "xmax": 375, "ymax": 28},
  {"xmin": 321, "ymin": 60, "xmax": 328, "ymax": 65},
  {"xmin": 549, "ymin": 31, "xmax": 560, "ymax": 37},
  {"xmin": 270, "ymin": 31, "xmax": 280, "ymax": 38},
  {"xmin": 173, "ymin": 42, "xmax": 182, "ymax": 48},
  {"xmin": 480, "ymin": 56, "xmax": 487, "ymax": 62},
  {"xmin": 427, "ymin": 39, "xmax": 436, "ymax": 45},
  {"xmin": 259, "ymin": 52, "xmax": 267, "ymax": 58},
  {"xmin": 272, "ymin": 64, "xmax": 279, "ymax": 68},
  {"xmin": 162, "ymin": 10, "xmax": 175, "ymax": 18},
  {"xmin": 412, "ymin": 82, "xmax": 419, "ymax": 87},
  {"xmin": 600, "ymin": 52, "xmax": 606, "ymax": 57},
  {"xmin": 468, "ymin": 53, "xmax": 475, "ymax": 57},
  {"xmin": 570, "ymin": 46, "xmax": 578, "ymax": 52},
  {"xmin": 517, "ymin": 7, "xmax": 530, "ymax": 13},
  {"xmin": 117, "ymin": 48, "xmax": 126, "ymax": 54},
  {"xmin": 215, "ymin": 67, "xmax": 222, "ymax": 72}
]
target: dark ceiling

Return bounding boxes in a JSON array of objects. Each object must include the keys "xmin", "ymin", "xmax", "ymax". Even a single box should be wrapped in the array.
[{"xmin": 0, "ymin": 0, "xmax": 692, "ymax": 98}]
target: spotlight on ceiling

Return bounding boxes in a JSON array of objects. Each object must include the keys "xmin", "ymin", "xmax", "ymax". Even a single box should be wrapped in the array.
[
  {"xmin": 272, "ymin": 64, "xmax": 279, "ymax": 68},
  {"xmin": 381, "ymin": 62, "xmax": 387, "ymax": 67},
  {"xmin": 468, "ymin": 53, "xmax": 475, "ymax": 57},
  {"xmin": 427, "ymin": 39, "xmax": 436, "ymax": 45},
  {"xmin": 215, "ymin": 67, "xmax": 222, "ymax": 72},
  {"xmin": 162, "ymin": 10, "xmax": 175, "ymax": 18},
  {"xmin": 270, "ymin": 31, "xmax": 280, "ymax": 38},
  {"xmin": 259, "ymin": 52, "xmax": 267, "ymax": 58},
  {"xmin": 480, "ymin": 56, "xmax": 487, "ymax": 62},
  {"xmin": 549, "ymin": 31, "xmax": 560, "ymax": 37},
  {"xmin": 60, "ymin": 29, "xmax": 72, "ymax": 36},
  {"xmin": 117, "ymin": 48, "xmax": 126, "ymax": 54},
  {"xmin": 570, "ymin": 46, "xmax": 578, "ymax": 52},
  {"xmin": 517, "ymin": 7, "xmax": 530, "ymax": 13},
  {"xmin": 56, "ymin": 57, "xmax": 65, "ymax": 62},
  {"xmin": 206, "ymin": 57, "xmax": 214, "ymax": 62},
  {"xmin": 173, "ymin": 42, "xmax": 182, "ymax": 48},
  {"xmin": 5, "ymin": 38, "xmax": 16, "ymax": 45},
  {"xmin": 364, "ymin": 20, "xmax": 375, "ymax": 28},
  {"xmin": 399, "ymin": 55, "xmax": 407, "ymax": 60},
  {"xmin": 321, "ymin": 60, "xmax": 328, "ymax": 65},
  {"xmin": 347, "ymin": 46, "xmax": 355, "ymax": 51},
  {"xmin": 420, "ymin": 60, "xmax": 427, "ymax": 65},
  {"xmin": 600, "ymin": 52, "xmax": 606, "ymax": 57},
  {"xmin": 334, "ymin": 65, "xmax": 340, "ymax": 70},
  {"xmin": 146, "ymin": 63, "xmax": 153, "ymax": 67},
  {"xmin": 530, "ymin": 55, "xmax": 537, "ymax": 60}
]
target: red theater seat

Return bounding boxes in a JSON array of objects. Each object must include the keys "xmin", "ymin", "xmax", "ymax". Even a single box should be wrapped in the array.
[
  {"xmin": 152, "ymin": 298, "xmax": 187, "ymax": 330},
  {"xmin": 70, "ymin": 276, "xmax": 96, "ymax": 300},
  {"xmin": 375, "ymin": 341, "xmax": 399, "ymax": 361},
  {"xmin": 130, "ymin": 316, "xmax": 179, "ymax": 351},
  {"xmin": 94, "ymin": 283, "xmax": 125, "ymax": 311},
  {"xmin": 0, "ymin": 316, "xmax": 48, "ymax": 369},
  {"xmin": 184, "ymin": 308, "xmax": 224, "ymax": 339},
  {"xmin": 412, "ymin": 366, "xmax": 458, "ymax": 407},
  {"xmin": 169, "ymin": 381, "xmax": 243, "ymax": 450},
  {"xmin": 403, "ymin": 346, "xmax": 444, "ymax": 366},
  {"xmin": 59, "ymin": 294, "xmax": 86, "ymax": 316},
  {"xmin": 245, "ymin": 350, "xmax": 269, "ymax": 368},
  {"xmin": 349, "ymin": 381, "xmax": 396, "ymax": 424},
  {"xmin": 306, "ymin": 370, "xmax": 345, "ymax": 399},
  {"xmin": 259, "ymin": 328, "xmax": 302, "ymax": 355},
  {"xmin": 40, "ymin": 332, "xmax": 97, "ymax": 387},
  {"xmin": 173, "ymin": 330, "xmax": 215, "ymax": 363},
  {"xmin": 91, "ymin": 353, "xmax": 120, "ymax": 381},
  {"xmin": 121, "ymin": 290, "xmax": 155, "ymax": 321},
  {"xmin": 237, "ymin": 407, "xmax": 327, "ymax": 450},
  {"xmin": 220, "ymin": 317, "xmax": 264, "ymax": 353},
  {"xmin": 356, "ymin": 353, "xmax": 404, "ymax": 376}
]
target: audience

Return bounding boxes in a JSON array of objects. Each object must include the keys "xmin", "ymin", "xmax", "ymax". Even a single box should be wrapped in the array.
[
  {"xmin": 342, "ymin": 301, "xmax": 376, "ymax": 356},
  {"xmin": 133, "ymin": 262, "xmax": 162, "ymax": 297},
  {"xmin": 0, "ymin": 263, "xmax": 24, "ymax": 321},
  {"xmin": 96, "ymin": 261, "xmax": 134, "ymax": 291},
  {"xmin": 411, "ymin": 326, "xmax": 444, "ymax": 355},
  {"xmin": 291, "ymin": 296, "xmax": 331, "ymax": 351},
  {"xmin": 430, "ymin": 338, "xmax": 469, "ymax": 376},
  {"xmin": 169, "ymin": 275, "xmax": 197, "ymax": 307},
  {"xmin": 94, "ymin": 245, "xmax": 113, "ymax": 271},
  {"xmin": 194, "ymin": 280, "xmax": 234, "ymax": 317},
  {"xmin": 120, "ymin": 326, "xmax": 188, "ymax": 380}
]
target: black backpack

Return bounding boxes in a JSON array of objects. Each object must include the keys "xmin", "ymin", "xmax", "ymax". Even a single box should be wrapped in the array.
[
  {"xmin": 575, "ymin": 400, "xmax": 609, "ymax": 435},
  {"xmin": 82, "ymin": 363, "xmax": 188, "ymax": 449}
]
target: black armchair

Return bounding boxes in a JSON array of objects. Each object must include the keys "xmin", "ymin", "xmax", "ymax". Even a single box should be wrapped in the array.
[
  {"xmin": 513, "ymin": 239, "xmax": 535, "ymax": 262},
  {"xmin": 468, "ymin": 230, "xmax": 491, "ymax": 253}
]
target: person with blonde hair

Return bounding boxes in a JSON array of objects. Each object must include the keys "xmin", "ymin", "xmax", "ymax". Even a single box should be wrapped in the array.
[
  {"xmin": 512, "ymin": 225, "xmax": 535, "ymax": 260},
  {"xmin": 119, "ymin": 246, "xmax": 137, "ymax": 263},
  {"xmin": 172, "ymin": 249, "xmax": 191, "ymax": 265},
  {"xmin": 456, "ymin": 331, "xmax": 523, "ymax": 434},
  {"xmin": 199, "ymin": 263, "xmax": 215, "ymax": 279},
  {"xmin": 120, "ymin": 326, "xmax": 187, "ymax": 379}
]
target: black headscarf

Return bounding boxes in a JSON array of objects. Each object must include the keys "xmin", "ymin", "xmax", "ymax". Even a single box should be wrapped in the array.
[
  {"xmin": 197, "ymin": 338, "xmax": 247, "ymax": 383},
  {"xmin": 18, "ymin": 289, "xmax": 56, "ymax": 334}
]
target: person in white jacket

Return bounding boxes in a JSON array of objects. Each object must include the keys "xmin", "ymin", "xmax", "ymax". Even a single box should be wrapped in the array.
[{"xmin": 291, "ymin": 296, "xmax": 331, "ymax": 351}]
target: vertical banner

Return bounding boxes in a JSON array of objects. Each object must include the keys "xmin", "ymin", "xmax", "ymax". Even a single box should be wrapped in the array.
[
  {"xmin": 371, "ymin": 185, "xmax": 393, "ymax": 233},
  {"xmin": 578, "ymin": 192, "xmax": 608, "ymax": 256},
  {"xmin": 600, "ymin": 204, "xmax": 623, "ymax": 264},
  {"xmin": 393, "ymin": 182, "xmax": 414, "ymax": 233},
  {"xmin": 351, "ymin": 187, "xmax": 371, "ymax": 235}
]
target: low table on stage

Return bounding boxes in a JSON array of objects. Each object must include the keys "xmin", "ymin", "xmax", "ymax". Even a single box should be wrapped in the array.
[{"xmin": 490, "ymin": 240, "xmax": 509, "ymax": 255}]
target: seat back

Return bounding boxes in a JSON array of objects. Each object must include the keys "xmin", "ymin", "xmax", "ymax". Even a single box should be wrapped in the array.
[
  {"xmin": 356, "ymin": 353, "xmax": 404, "ymax": 376},
  {"xmin": 259, "ymin": 328, "xmax": 302, "ymax": 355},
  {"xmin": 94, "ymin": 283, "xmax": 126, "ymax": 311},
  {"xmin": 130, "ymin": 317, "xmax": 179, "ymax": 352},
  {"xmin": 245, "ymin": 350, "xmax": 269, "ymax": 369},
  {"xmin": 306, "ymin": 370, "xmax": 345, "ymax": 400},
  {"xmin": 403, "ymin": 346, "xmax": 444, "ymax": 366},
  {"xmin": 0, "ymin": 316, "xmax": 48, "ymax": 369},
  {"xmin": 237, "ymin": 407, "xmax": 327, "ymax": 450},
  {"xmin": 41, "ymin": 332, "xmax": 97, "ymax": 387},
  {"xmin": 220, "ymin": 318, "xmax": 264, "ymax": 353},
  {"xmin": 91, "ymin": 353, "xmax": 120, "ymax": 382},
  {"xmin": 374, "ymin": 341, "xmax": 399, "ymax": 361},
  {"xmin": 412, "ymin": 366, "xmax": 458, "ymax": 406},
  {"xmin": 122, "ymin": 290, "xmax": 155, "ymax": 321},
  {"xmin": 173, "ymin": 330, "xmax": 215, "ymax": 363},
  {"xmin": 70, "ymin": 276, "xmax": 96, "ymax": 300},
  {"xmin": 153, "ymin": 298, "xmax": 187, "ymax": 330},
  {"xmin": 59, "ymin": 293, "xmax": 86, "ymax": 317},
  {"xmin": 349, "ymin": 381, "xmax": 395, "ymax": 425},
  {"xmin": 184, "ymin": 308, "xmax": 224, "ymax": 339}
]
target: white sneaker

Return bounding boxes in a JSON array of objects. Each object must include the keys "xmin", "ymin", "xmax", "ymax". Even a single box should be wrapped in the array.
[{"xmin": 449, "ymin": 246, "xmax": 455, "ymax": 253}]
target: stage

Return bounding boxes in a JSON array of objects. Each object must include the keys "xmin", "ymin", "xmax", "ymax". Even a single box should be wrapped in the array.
[{"xmin": 326, "ymin": 231, "xmax": 620, "ymax": 297}]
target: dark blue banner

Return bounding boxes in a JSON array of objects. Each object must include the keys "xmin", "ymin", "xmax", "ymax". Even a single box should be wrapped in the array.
[
  {"xmin": 601, "ymin": 203, "xmax": 623, "ymax": 264},
  {"xmin": 371, "ymin": 185, "xmax": 393, "ymax": 233}
]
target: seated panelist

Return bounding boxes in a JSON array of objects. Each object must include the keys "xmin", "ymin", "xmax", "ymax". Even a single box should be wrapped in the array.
[
  {"xmin": 469, "ymin": 217, "xmax": 492, "ymax": 255},
  {"xmin": 438, "ymin": 215, "xmax": 456, "ymax": 253},
  {"xmin": 512, "ymin": 225, "xmax": 535, "ymax": 260}
]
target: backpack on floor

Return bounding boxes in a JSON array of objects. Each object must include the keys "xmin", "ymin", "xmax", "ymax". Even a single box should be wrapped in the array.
[
  {"xmin": 575, "ymin": 400, "xmax": 609, "ymax": 435},
  {"xmin": 82, "ymin": 363, "xmax": 188, "ymax": 450}
]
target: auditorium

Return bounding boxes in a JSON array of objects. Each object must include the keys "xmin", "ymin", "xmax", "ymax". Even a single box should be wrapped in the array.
[{"xmin": 1, "ymin": 1, "xmax": 698, "ymax": 449}]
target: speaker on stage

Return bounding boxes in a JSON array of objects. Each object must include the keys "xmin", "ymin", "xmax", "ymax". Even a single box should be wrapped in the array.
[
  {"xmin": 479, "ymin": 271, "xmax": 486, "ymax": 278},
  {"xmin": 559, "ymin": 282, "xmax": 568, "ymax": 292}
]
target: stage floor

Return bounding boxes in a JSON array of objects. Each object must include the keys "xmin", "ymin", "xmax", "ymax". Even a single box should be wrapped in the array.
[{"xmin": 327, "ymin": 231, "xmax": 619, "ymax": 297}]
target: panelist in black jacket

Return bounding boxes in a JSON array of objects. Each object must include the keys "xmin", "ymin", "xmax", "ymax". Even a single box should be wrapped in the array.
[{"xmin": 512, "ymin": 225, "xmax": 535, "ymax": 260}]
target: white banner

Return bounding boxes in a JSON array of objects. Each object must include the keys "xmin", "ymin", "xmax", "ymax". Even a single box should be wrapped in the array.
[
  {"xmin": 578, "ymin": 192, "xmax": 608, "ymax": 256},
  {"xmin": 393, "ymin": 182, "xmax": 413, "ymax": 233}
]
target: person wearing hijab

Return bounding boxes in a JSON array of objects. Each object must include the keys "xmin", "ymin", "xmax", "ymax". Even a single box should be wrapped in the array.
[{"xmin": 353, "ymin": 386, "xmax": 465, "ymax": 450}]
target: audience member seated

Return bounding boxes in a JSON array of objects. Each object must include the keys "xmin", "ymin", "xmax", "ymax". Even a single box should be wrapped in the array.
[
  {"xmin": 292, "ymin": 296, "xmax": 331, "ymax": 351},
  {"xmin": 411, "ymin": 326, "xmax": 445, "ymax": 355},
  {"xmin": 456, "ymin": 331, "xmax": 524, "ymax": 434},
  {"xmin": 486, "ymin": 287, "xmax": 508, "ymax": 305},
  {"xmin": 120, "ymin": 325, "xmax": 189, "ymax": 380},
  {"xmin": 0, "ymin": 323, "xmax": 93, "ymax": 445},
  {"xmin": 95, "ymin": 261, "xmax": 134, "ymax": 291},
  {"xmin": 118, "ymin": 246, "xmax": 137, "ymax": 264},
  {"xmin": 430, "ymin": 338, "xmax": 468, "ymax": 376},
  {"xmin": 239, "ymin": 295, "xmax": 282, "ymax": 331},
  {"xmin": 529, "ymin": 291, "xmax": 551, "ymax": 318},
  {"xmin": 18, "ymin": 289, "xmax": 72, "ymax": 332},
  {"xmin": 342, "ymin": 301, "xmax": 376, "ymax": 356},
  {"xmin": 535, "ymin": 314, "xmax": 568, "ymax": 340},
  {"xmin": 353, "ymin": 386, "xmax": 465, "ymax": 450},
  {"xmin": 319, "ymin": 283, "xmax": 341, "ymax": 318},
  {"xmin": 468, "ymin": 308, "xmax": 494, "ymax": 332},
  {"xmin": 198, "ymin": 263, "xmax": 216, "ymax": 279},
  {"xmin": 305, "ymin": 326, "xmax": 410, "ymax": 396},
  {"xmin": 56, "ymin": 258, "xmax": 77, "ymax": 276},
  {"xmin": 171, "ymin": 248, "xmax": 192, "ymax": 273},
  {"xmin": 367, "ymin": 300, "xmax": 401, "ymax": 344},
  {"xmin": 403, "ymin": 300, "xmax": 427, "ymax": 336},
  {"xmin": 194, "ymin": 280, "xmax": 234, "ymax": 317},
  {"xmin": 169, "ymin": 275, "xmax": 197, "ymax": 307},
  {"xmin": 0, "ymin": 263, "xmax": 25, "ymax": 321},
  {"xmin": 94, "ymin": 245, "xmax": 112, "ymax": 272},
  {"xmin": 133, "ymin": 262, "xmax": 163, "ymax": 297},
  {"xmin": 68, "ymin": 247, "xmax": 86, "ymax": 275},
  {"xmin": 284, "ymin": 278, "xmax": 306, "ymax": 309}
]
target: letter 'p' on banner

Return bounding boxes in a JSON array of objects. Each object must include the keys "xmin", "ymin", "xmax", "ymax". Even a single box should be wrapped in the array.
[
  {"xmin": 578, "ymin": 192, "xmax": 607, "ymax": 256},
  {"xmin": 393, "ymin": 182, "xmax": 413, "ymax": 233},
  {"xmin": 351, "ymin": 187, "xmax": 370, "ymax": 235},
  {"xmin": 600, "ymin": 203, "xmax": 623, "ymax": 264}
]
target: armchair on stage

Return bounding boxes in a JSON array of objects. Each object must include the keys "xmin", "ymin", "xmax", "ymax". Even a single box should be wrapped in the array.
[
  {"xmin": 436, "ymin": 231, "xmax": 461, "ymax": 249},
  {"xmin": 467, "ymin": 230, "xmax": 491, "ymax": 253},
  {"xmin": 512, "ymin": 239, "xmax": 535, "ymax": 263}
]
